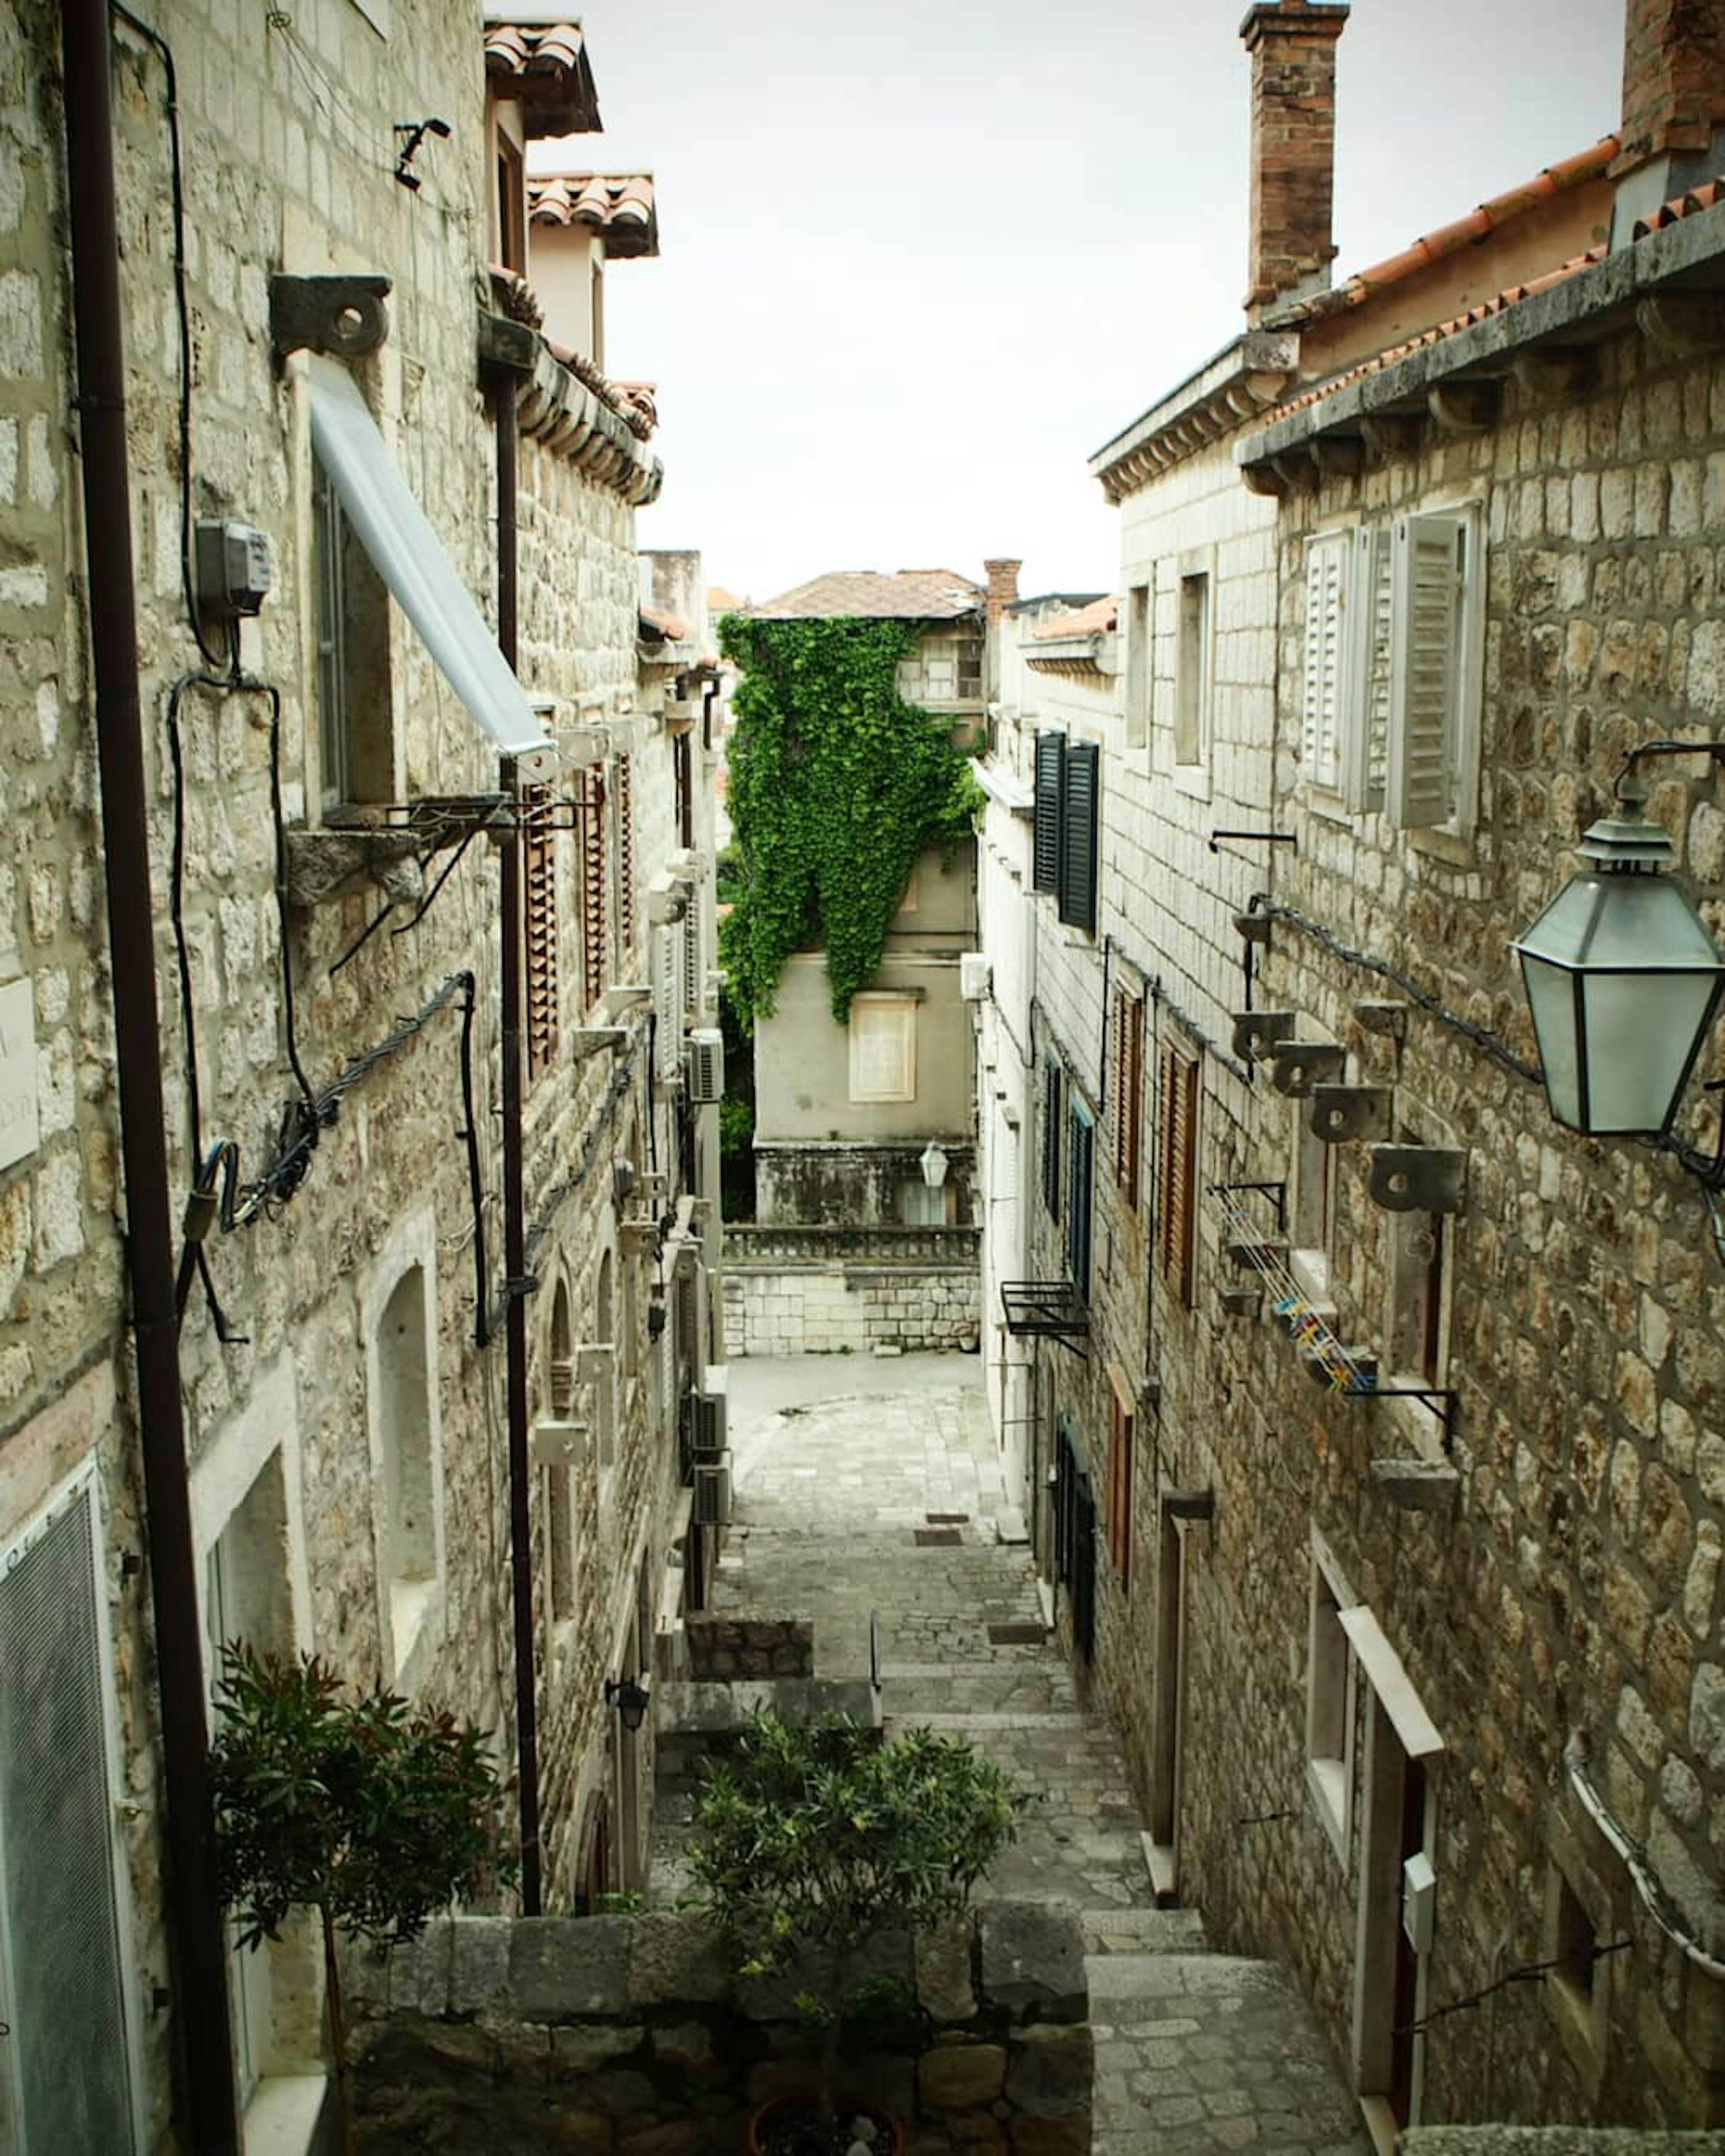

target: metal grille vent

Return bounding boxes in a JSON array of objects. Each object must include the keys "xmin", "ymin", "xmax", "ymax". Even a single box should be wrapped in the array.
[
  {"xmin": 913, "ymin": 1529, "xmax": 961, "ymax": 1547},
  {"xmin": 0, "ymin": 1477, "xmax": 136, "ymax": 2151}
]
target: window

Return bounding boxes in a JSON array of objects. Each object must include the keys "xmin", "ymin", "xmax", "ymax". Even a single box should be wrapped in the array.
[
  {"xmin": 1156, "ymin": 1041, "xmax": 1198, "ymax": 1307},
  {"xmin": 1388, "ymin": 1206, "xmax": 1448, "ymax": 1390},
  {"xmin": 901, "ymin": 1178, "xmax": 951, "ymax": 1227},
  {"xmin": 1544, "ymin": 1855, "xmax": 1612, "ymax": 2090},
  {"xmin": 1110, "ymin": 987, "xmax": 1144, "ymax": 1209},
  {"xmin": 1306, "ymin": 1540, "xmax": 1357, "ymax": 1860},
  {"xmin": 495, "ymin": 133, "xmax": 527, "ymax": 276},
  {"xmin": 522, "ymin": 783, "xmax": 559, "ymax": 1082},
  {"xmin": 1125, "ymin": 583, "xmax": 1150, "ymax": 749},
  {"xmin": 1040, "ymin": 1057, "xmax": 1063, "ymax": 1216},
  {"xmin": 1300, "ymin": 507, "xmax": 1482, "ymax": 832},
  {"xmin": 0, "ymin": 1466, "xmax": 141, "ymax": 2152},
  {"xmin": 545, "ymin": 1281, "xmax": 577, "ymax": 1628},
  {"xmin": 589, "ymin": 1251, "xmax": 619, "ymax": 1472},
  {"xmin": 374, "ymin": 1260, "xmax": 441, "ymax": 1677},
  {"xmin": 1066, "ymin": 1096, "xmax": 1093, "ymax": 1299},
  {"xmin": 613, "ymin": 754, "xmax": 636, "ymax": 959},
  {"xmin": 955, "ymin": 635, "xmax": 983, "ymax": 700},
  {"xmin": 579, "ymin": 765, "xmax": 609, "ymax": 1010},
  {"xmin": 1174, "ymin": 570, "xmax": 1210, "ymax": 766},
  {"xmin": 1105, "ymin": 1363, "xmax": 1135, "ymax": 1588},
  {"xmin": 311, "ymin": 450, "xmax": 392, "ymax": 808},
  {"xmin": 1031, "ymin": 732, "xmax": 1099, "ymax": 934},
  {"xmin": 1290, "ymin": 1103, "xmax": 1334, "ymax": 1299},
  {"xmin": 849, "ymin": 995, "xmax": 916, "ymax": 1103}
]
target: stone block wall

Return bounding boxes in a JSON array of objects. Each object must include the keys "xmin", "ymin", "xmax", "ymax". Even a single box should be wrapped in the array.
[
  {"xmin": 341, "ymin": 1903, "xmax": 1093, "ymax": 2155},
  {"xmin": 721, "ymin": 1264, "xmax": 980, "ymax": 1357},
  {"xmin": 683, "ymin": 1613, "xmax": 814, "ymax": 1682}
]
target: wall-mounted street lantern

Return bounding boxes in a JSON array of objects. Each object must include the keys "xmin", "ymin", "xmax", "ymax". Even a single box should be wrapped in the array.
[
  {"xmin": 1513, "ymin": 760, "xmax": 1725, "ymax": 1138},
  {"xmin": 604, "ymin": 1676, "xmax": 651, "ymax": 1732},
  {"xmin": 919, "ymin": 1140, "xmax": 950, "ymax": 1189}
]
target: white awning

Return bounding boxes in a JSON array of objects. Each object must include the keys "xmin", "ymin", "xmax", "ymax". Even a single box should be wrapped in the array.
[{"xmin": 308, "ymin": 356, "xmax": 555, "ymax": 781}]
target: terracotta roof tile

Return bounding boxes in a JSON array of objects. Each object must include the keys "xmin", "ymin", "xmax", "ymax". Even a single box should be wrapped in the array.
[
  {"xmin": 483, "ymin": 18, "xmax": 602, "ymax": 138},
  {"xmin": 1632, "ymin": 177, "xmax": 1725, "ymax": 236},
  {"xmin": 639, "ymin": 604, "xmax": 687, "ymax": 641},
  {"xmin": 528, "ymin": 172, "xmax": 658, "ymax": 258},
  {"xmin": 1272, "ymin": 136, "xmax": 1620, "ymax": 327},
  {"xmin": 747, "ymin": 569, "xmax": 984, "ymax": 621},
  {"xmin": 1031, "ymin": 596, "xmax": 1119, "ymax": 640},
  {"xmin": 708, "ymin": 586, "xmax": 745, "ymax": 614}
]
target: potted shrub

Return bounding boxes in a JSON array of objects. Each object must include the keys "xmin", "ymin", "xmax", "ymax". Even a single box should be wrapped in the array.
[
  {"xmin": 688, "ymin": 1708, "xmax": 1028, "ymax": 2156},
  {"xmin": 208, "ymin": 1645, "xmax": 512, "ymax": 2154}
]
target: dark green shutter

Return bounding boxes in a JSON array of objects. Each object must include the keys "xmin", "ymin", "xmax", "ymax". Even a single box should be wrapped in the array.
[
  {"xmin": 1033, "ymin": 732, "xmax": 1064, "ymax": 892},
  {"xmin": 1058, "ymin": 740, "xmax": 1099, "ymax": 932},
  {"xmin": 1067, "ymin": 1100, "xmax": 1093, "ymax": 1299}
]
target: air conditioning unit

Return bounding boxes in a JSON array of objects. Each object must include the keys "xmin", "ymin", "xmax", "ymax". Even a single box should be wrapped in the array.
[
  {"xmin": 692, "ymin": 1454, "xmax": 733, "ymax": 1527},
  {"xmin": 690, "ymin": 1383, "xmax": 727, "ymax": 1461},
  {"xmin": 959, "ymin": 952, "xmax": 991, "ymax": 1002},
  {"xmin": 531, "ymin": 1420, "xmax": 585, "ymax": 1468},
  {"xmin": 686, "ymin": 1027, "xmax": 724, "ymax": 1104}
]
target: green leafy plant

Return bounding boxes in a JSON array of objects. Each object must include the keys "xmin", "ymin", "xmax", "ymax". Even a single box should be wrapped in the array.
[
  {"xmin": 688, "ymin": 1709, "xmax": 1028, "ymax": 2142},
  {"xmin": 718, "ymin": 614, "xmax": 984, "ymax": 1029},
  {"xmin": 209, "ymin": 1645, "xmax": 512, "ymax": 2152}
]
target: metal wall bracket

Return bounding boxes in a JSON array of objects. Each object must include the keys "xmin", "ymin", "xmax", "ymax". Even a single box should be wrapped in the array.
[
  {"xmin": 1234, "ymin": 911, "xmax": 1273, "ymax": 947},
  {"xmin": 1309, "ymin": 1083, "xmax": 1393, "ymax": 1144},
  {"xmin": 270, "ymin": 273, "xmax": 391, "ymax": 358},
  {"xmin": 1232, "ymin": 1009, "xmax": 1295, "ymax": 1061},
  {"xmin": 1269, "ymin": 1040, "xmax": 1346, "ymax": 1098},
  {"xmin": 1367, "ymin": 1145, "xmax": 1467, "ymax": 1215}
]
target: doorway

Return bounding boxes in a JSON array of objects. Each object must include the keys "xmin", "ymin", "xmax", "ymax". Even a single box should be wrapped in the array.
[{"xmin": 1148, "ymin": 1500, "xmax": 1191, "ymax": 1901}]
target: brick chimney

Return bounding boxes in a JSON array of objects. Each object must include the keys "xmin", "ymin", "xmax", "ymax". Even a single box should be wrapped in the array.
[
  {"xmin": 1611, "ymin": 0, "xmax": 1725, "ymax": 233},
  {"xmin": 982, "ymin": 558, "xmax": 1021, "ymax": 626},
  {"xmin": 1239, "ymin": 0, "xmax": 1350, "ymax": 321}
]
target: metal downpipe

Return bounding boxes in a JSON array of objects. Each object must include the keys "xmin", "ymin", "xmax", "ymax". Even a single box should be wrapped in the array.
[
  {"xmin": 491, "ymin": 369, "xmax": 543, "ymax": 1913},
  {"xmin": 59, "ymin": 0, "xmax": 240, "ymax": 2144}
]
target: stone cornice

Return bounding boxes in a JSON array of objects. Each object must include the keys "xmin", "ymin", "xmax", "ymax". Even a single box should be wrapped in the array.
[
  {"xmin": 1089, "ymin": 331, "xmax": 1298, "ymax": 504},
  {"xmin": 478, "ymin": 306, "xmax": 663, "ymax": 504}
]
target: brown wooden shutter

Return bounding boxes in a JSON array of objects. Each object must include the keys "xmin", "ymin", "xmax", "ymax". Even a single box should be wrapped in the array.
[
  {"xmin": 674, "ymin": 732, "xmax": 694, "ymax": 850},
  {"xmin": 1158, "ymin": 1042, "xmax": 1198, "ymax": 1307},
  {"xmin": 1112, "ymin": 989, "xmax": 1143, "ymax": 1210},
  {"xmin": 580, "ymin": 766, "xmax": 608, "ymax": 1010},
  {"xmin": 522, "ymin": 783, "xmax": 558, "ymax": 1082},
  {"xmin": 614, "ymin": 753, "xmax": 636, "ymax": 957}
]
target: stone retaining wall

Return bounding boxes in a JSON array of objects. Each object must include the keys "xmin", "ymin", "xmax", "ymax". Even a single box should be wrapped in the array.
[
  {"xmin": 683, "ymin": 1614, "xmax": 814, "ymax": 1682},
  {"xmin": 342, "ymin": 1902, "xmax": 1092, "ymax": 2155},
  {"xmin": 721, "ymin": 1264, "xmax": 980, "ymax": 1357}
]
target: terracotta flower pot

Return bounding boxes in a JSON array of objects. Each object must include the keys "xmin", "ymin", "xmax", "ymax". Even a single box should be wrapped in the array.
[{"xmin": 745, "ymin": 2091, "xmax": 907, "ymax": 2156}]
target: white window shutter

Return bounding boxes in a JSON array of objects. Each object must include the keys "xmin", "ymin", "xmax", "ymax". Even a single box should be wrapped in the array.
[
  {"xmin": 1345, "ymin": 526, "xmax": 1393, "ymax": 813},
  {"xmin": 1388, "ymin": 512, "xmax": 1465, "ymax": 828},
  {"xmin": 652, "ymin": 925, "xmax": 681, "ymax": 1075},
  {"xmin": 1301, "ymin": 534, "xmax": 1348, "ymax": 792}
]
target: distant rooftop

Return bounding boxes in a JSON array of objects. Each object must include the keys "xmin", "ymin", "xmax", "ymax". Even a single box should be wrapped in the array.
[
  {"xmin": 747, "ymin": 569, "xmax": 983, "ymax": 621},
  {"xmin": 482, "ymin": 14, "xmax": 602, "ymax": 137}
]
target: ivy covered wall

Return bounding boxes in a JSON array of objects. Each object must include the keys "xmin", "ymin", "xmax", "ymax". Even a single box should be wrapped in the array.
[{"xmin": 718, "ymin": 615, "xmax": 984, "ymax": 1027}]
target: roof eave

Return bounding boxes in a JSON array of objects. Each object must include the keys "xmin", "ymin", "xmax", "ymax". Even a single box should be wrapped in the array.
[{"xmin": 1089, "ymin": 331, "xmax": 1299, "ymax": 503}]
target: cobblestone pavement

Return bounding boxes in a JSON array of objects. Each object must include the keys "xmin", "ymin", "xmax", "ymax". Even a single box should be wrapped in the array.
[{"xmin": 691, "ymin": 1355, "xmax": 1369, "ymax": 2156}]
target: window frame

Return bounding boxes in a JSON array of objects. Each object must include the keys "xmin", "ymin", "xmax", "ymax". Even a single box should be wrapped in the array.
[
  {"xmin": 1031, "ymin": 732, "xmax": 1100, "ymax": 933},
  {"xmin": 1172, "ymin": 562, "xmax": 1212, "ymax": 773},
  {"xmin": 1124, "ymin": 581, "xmax": 1151, "ymax": 751},
  {"xmin": 1105, "ymin": 1362, "xmax": 1135, "ymax": 1590},
  {"xmin": 522, "ymin": 782, "xmax": 560, "ymax": 1083},
  {"xmin": 1298, "ymin": 502, "xmax": 1484, "ymax": 840},
  {"xmin": 1110, "ymin": 985, "xmax": 1144, "ymax": 1210},
  {"xmin": 1306, "ymin": 1532, "xmax": 1359, "ymax": 1864},
  {"xmin": 848, "ymin": 994, "xmax": 918, "ymax": 1105},
  {"xmin": 1066, "ymin": 1094, "xmax": 1094, "ymax": 1300},
  {"xmin": 1156, "ymin": 1039, "xmax": 1199, "ymax": 1308},
  {"xmin": 1040, "ymin": 1056, "xmax": 1063, "ymax": 1217}
]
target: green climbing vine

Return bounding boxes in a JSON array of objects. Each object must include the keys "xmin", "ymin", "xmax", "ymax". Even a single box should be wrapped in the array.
[{"xmin": 718, "ymin": 614, "xmax": 984, "ymax": 1028}]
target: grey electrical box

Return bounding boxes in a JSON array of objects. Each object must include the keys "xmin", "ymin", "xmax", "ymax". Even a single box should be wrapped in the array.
[{"xmin": 195, "ymin": 520, "xmax": 273, "ymax": 617}]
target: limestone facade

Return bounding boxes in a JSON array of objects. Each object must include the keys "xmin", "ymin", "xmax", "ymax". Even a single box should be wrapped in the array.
[
  {"xmin": 974, "ymin": 0, "xmax": 1725, "ymax": 2139},
  {"xmin": 0, "ymin": 4, "xmax": 718, "ymax": 2148}
]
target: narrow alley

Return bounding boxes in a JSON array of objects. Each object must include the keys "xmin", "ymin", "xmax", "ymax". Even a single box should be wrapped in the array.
[{"xmin": 694, "ymin": 1352, "xmax": 1370, "ymax": 2156}]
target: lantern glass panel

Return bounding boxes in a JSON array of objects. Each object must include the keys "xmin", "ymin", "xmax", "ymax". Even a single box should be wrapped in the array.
[
  {"xmin": 1579, "ymin": 970, "xmax": 1724, "ymax": 1134},
  {"xmin": 1520, "ymin": 954, "xmax": 1581, "ymax": 1127}
]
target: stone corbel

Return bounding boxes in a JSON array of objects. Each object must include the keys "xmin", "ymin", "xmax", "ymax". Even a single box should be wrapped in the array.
[
  {"xmin": 1366, "ymin": 1145, "xmax": 1467, "ymax": 1214},
  {"xmin": 1360, "ymin": 412, "xmax": 1422, "ymax": 463},
  {"xmin": 1369, "ymin": 1459, "xmax": 1460, "ymax": 1514},
  {"xmin": 1427, "ymin": 380, "xmax": 1497, "ymax": 436},
  {"xmin": 1511, "ymin": 346, "xmax": 1592, "ymax": 402},
  {"xmin": 1240, "ymin": 461, "xmax": 1287, "ymax": 499},
  {"xmin": 1268, "ymin": 1040, "xmax": 1347, "ymax": 1097},
  {"xmin": 283, "ymin": 826, "xmax": 423, "ymax": 909},
  {"xmin": 1636, "ymin": 292, "xmax": 1725, "ymax": 356},
  {"xmin": 270, "ymin": 273, "xmax": 390, "ymax": 359},
  {"xmin": 1309, "ymin": 1083, "xmax": 1393, "ymax": 1144},
  {"xmin": 1231, "ymin": 1009, "xmax": 1296, "ymax": 1061},
  {"xmin": 1311, "ymin": 433, "xmax": 1365, "ymax": 478}
]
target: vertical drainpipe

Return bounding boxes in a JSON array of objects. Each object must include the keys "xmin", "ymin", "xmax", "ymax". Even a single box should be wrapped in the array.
[
  {"xmin": 58, "ymin": 2, "xmax": 240, "ymax": 2147},
  {"xmin": 490, "ymin": 363, "xmax": 543, "ymax": 1914}
]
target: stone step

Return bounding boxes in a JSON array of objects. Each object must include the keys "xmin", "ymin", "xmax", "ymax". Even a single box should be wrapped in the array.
[
  {"xmin": 1081, "ymin": 1905, "xmax": 1212, "ymax": 1955},
  {"xmin": 1085, "ymin": 1952, "xmax": 1292, "ymax": 2014}
]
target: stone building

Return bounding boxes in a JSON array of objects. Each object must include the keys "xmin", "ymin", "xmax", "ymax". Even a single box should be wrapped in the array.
[
  {"xmin": 721, "ymin": 566, "xmax": 1010, "ymax": 1357},
  {"xmin": 0, "ymin": 4, "xmax": 720, "ymax": 2148},
  {"xmin": 977, "ymin": 0, "xmax": 1725, "ymax": 2139}
]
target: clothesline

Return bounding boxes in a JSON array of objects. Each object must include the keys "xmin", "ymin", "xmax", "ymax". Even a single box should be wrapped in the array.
[{"xmin": 1215, "ymin": 1193, "xmax": 1378, "ymax": 1397}]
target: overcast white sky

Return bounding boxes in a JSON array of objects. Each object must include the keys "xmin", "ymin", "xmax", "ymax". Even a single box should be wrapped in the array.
[{"xmin": 532, "ymin": 0, "xmax": 1625, "ymax": 605}]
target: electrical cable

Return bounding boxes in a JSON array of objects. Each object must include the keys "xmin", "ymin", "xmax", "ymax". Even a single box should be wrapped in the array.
[
  {"xmin": 110, "ymin": 5, "xmax": 230, "ymax": 671},
  {"xmin": 1393, "ymin": 1938, "xmax": 1631, "ymax": 2040}
]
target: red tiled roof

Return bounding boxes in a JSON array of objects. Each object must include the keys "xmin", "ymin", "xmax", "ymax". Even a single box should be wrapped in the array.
[
  {"xmin": 639, "ymin": 604, "xmax": 687, "ymax": 641},
  {"xmin": 529, "ymin": 172, "xmax": 658, "ymax": 259},
  {"xmin": 1272, "ymin": 137, "xmax": 1620, "ymax": 327},
  {"xmin": 747, "ymin": 569, "xmax": 984, "ymax": 621},
  {"xmin": 1264, "ymin": 169, "xmax": 1725, "ymax": 432},
  {"xmin": 482, "ymin": 19, "xmax": 602, "ymax": 137},
  {"xmin": 708, "ymin": 586, "xmax": 745, "ymax": 613},
  {"xmin": 1032, "ymin": 596, "xmax": 1119, "ymax": 640}
]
